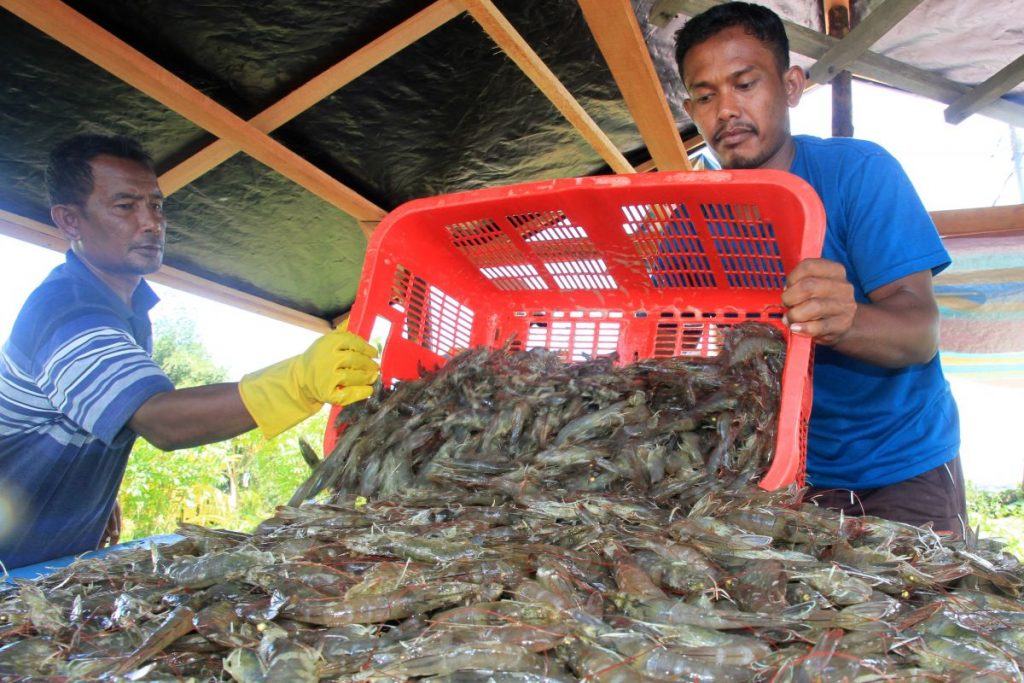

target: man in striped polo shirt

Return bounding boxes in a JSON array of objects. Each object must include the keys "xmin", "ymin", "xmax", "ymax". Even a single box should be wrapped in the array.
[{"xmin": 0, "ymin": 134, "xmax": 379, "ymax": 569}]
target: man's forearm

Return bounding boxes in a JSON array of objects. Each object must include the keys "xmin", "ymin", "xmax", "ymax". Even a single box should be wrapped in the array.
[
  {"xmin": 831, "ymin": 289, "xmax": 940, "ymax": 368},
  {"xmin": 784, "ymin": 264, "xmax": 941, "ymax": 370},
  {"xmin": 128, "ymin": 383, "xmax": 257, "ymax": 450}
]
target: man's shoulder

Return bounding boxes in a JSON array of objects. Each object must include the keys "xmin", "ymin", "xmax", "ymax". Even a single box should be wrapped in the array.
[
  {"xmin": 794, "ymin": 134, "xmax": 892, "ymax": 161},
  {"xmin": 10, "ymin": 271, "xmax": 126, "ymax": 356},
  {"xmin": 791, "ymin": 135, "xmax": 904, "ymax": 190},
  {"xmin": 18, "ymin": 271, "xmax": 103, "ymax": 326}
]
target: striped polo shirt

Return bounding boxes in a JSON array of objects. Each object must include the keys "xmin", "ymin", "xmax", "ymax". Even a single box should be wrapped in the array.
[{"xmin": 0, "ymin": 250, "xmax": 174, "ymax": 569}]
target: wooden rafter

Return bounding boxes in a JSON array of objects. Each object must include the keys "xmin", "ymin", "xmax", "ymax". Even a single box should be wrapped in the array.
[
  {"xmin": 932, "ymin": 204, "xmax": 1024, "ymax": 238},
  {"xmin": 790, "ymin": 27, "xmax": 1024, "ymax": 129},
  {"xmin": 1, "ymin": 0, "xmax": 387, "ymax": 228},
  {"xmin": 578, "ymin": 0, "xmax": 691, "ymax": 171},
  {"xmin": 808, "ymin": 0, "xmax": 923, "ymax": 85},
  {"xmin": 945, "ymin": 54, "xmax": 1024, "ymax": 125},
  {"xmin": 635, "ymin": 133, "xmax": 706, "ymax": 172},
  {"xmin": 160, "ymin": 0, "xmax": 464, "ymax": 200},
  {"xmin": 0, "ymin": 209, "xmax": 331, "ymax": 333},
  {"xmin": 651, "ymin": 0, "xmax": 1024, "ymax": 129},
  {"xmin": 460, "ymin": 0, "xmax": 635, "ymax": 175}
]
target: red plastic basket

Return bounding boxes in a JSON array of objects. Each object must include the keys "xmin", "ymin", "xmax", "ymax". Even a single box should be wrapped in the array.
[{"xmin": 327, "ymin": 170, "xmax": 825, "ymax": 490}]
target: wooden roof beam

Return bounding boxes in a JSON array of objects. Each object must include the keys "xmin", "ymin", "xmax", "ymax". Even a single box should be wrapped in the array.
[
  {"xmin": 808, "ymin": 0, "xmax": 923, "ymax": 85},
  {"xmin": 651, "ymin": 0, "xmax": 1024, "ymax": 129},
  {"xmin": 932, "ymin": 204, "xmax": 1024, "ymax": 238},
  {"xmin": 634, "ymin": 133, "xmax": 705, "ymax": 172},
  {"xmin": 460, "ymin": 0, "xmax": 635, "ymax": 175},
  {"xmin": 1, "ymin": 0, "xmax": 387, "ymax": 226},
  {"xmin": 945, "ymin": 54, "xmax": 1024, "ymax": 125},
  {"xmin": 578, "ymin": 0, "xmax": 691, "ymax": 171},
  {"xmin": 0, "ymin": 209, "xmax": 331, "ymax": 333},
  {"xmin": 160, "ymin": 0, "xmax": 464, "ymax": 200}
]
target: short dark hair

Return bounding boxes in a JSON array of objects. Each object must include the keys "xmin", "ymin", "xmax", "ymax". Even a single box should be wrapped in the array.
[
  {"xmin": 675, "ymin": 2, "xmax": 790, "ymax": 82},
  {"xmin": 46, "ymin": 134, "xmax": 155, "ymax": 207}
]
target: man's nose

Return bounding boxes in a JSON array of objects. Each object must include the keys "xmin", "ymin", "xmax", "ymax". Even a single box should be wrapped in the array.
[
  {"xmin": 139, "ymin": 205, "xmax": 165, "ymax": 233},
  {"xmin": 716, "ymin": 91, "xmax": 741, "ymax": 120}
]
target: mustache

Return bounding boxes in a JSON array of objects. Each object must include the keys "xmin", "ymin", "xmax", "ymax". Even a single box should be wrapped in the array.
[{"xmin": 714, "ymin": 122, "xmax": 757, "ymax": 143}]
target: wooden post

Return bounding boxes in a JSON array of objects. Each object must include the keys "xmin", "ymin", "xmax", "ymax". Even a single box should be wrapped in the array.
[
  {"xmin": 577, "ymin": 0, "xmax": 692, "ymax": 171},
  {"xmin": 825, "ymin": 1, "xmax": 854, "ymax": 138}
]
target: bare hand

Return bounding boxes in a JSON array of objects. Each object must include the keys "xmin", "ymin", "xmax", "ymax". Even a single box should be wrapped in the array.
[
  {"xmin": 99, "ymin": 500, "xmax": 122, "ymax": 548},
  {"xmin": 781, "ymin": 258, "xmax": 857, "ymax": 346}
]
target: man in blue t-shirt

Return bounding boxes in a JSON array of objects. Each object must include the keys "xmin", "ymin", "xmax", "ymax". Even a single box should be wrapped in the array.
[
  {"xmin": 0, "ymin": 134, "xmax": 381, "ymax": 569},
  {"xmin": 673, "ymin": 3, "xmax": 965, "ymax": 534}
]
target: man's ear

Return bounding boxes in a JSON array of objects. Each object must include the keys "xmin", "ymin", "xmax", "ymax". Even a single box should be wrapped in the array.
[
  {"xmin": 783, "ymin": 65, "xmax": 805, "ymax": 108},
  {"xmin": 51, "ymin": 204, "xmax": 81, "ymax": 241},
  {"xmin": 682, "ymin": 96, "xmax": 693, "ymax": 119}
]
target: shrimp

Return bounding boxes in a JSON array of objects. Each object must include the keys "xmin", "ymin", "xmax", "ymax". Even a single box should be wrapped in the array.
[
  {"xmin": 633, "ymin": 646, "xmax": 752, "ymax": 682},
  {"xmin": 258, "ymin": 623, "xmax": 321, "ymax": 682},
  {"xmin": 909, "ymin": 632, "xmax": 1022, "ymax": 680},
  {"xmin": 193, "ymin": 600, "xmax": 261, "ymax": 649},
  {"xmin": 223, "ymin": 647, "xmax": 264, "ymax": 683},
  {"xmin": 379, "ymin": 642, "xmax": 552, "ymax": 679},
  {"xmin": 794, "ymin": 565, "xmax": 875, "ymax": 606},
  {"xmin": 513, "ymin": 578, "xmax": 576, "ymax": 611},
  {"xmin": 245, "ymin": 561, "xmax": 353, "ymax": 596},
  {"xmin": 385, "ymin": 535, "xmax": 484, "ymax": 563},
  {"xmin": 419, "ymin": 669, "xmax": 577, "ymax": 682},
  {"xmin": 625, "ymin": 619, "xmax": 773, "ymax": 667},
  {"xmin": 17, "ymin": 583, "xmax": 66, "ymax": 635},
  {"xmin": 603, "ymin": 542, "xmax": 667, "ymax": 600},
  {"xmin": 722, "ymin": 558, "xmax": 788, "ymax": 614},
  {"xmin": 0, "ymin": 638, "xmax": 64, "ymax": 678},
  {"xmin": 163, "ymin": 546, "xmax": 275, "ymax": 588},
  {"xmin": 613, "ymin": 593, "xmax": 816, "ymax": 630},
  {"xmin": 560, "ymin": 639, "xmax": 655, "ymax": 683},
  {"xmin": 283, "ymin": 581, "xmax": 480, "ymax": 626},
  {"xmin": 318, "ymin": 615, "xmax": 426, "ymax": 661},
  {"xmin": 109, "ymin": 603, "xmax": 197, "ymax": 676},
  {"xmin": 431, "ymin": 600, "xmax": 562, "ymax": 628},
  {"xmin": 553, "ymin": 401, "xmax": 630, "ymax": 447}
]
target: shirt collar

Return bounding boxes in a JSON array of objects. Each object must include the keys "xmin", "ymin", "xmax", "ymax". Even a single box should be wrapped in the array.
[{"xmin": 63, "ymin": 250, "xmax": 161, "ymax": 319}]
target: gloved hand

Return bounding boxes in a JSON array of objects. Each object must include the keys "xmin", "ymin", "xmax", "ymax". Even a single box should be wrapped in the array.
[{"xmin": 239, "ymin": 323, "xmax": 379, "ymax": 438}]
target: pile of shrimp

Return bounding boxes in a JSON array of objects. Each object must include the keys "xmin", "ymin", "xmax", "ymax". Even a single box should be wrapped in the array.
[
  {"xmin": 2, "ymin": 323, "xmax": 1023, "ymax": 681},
  {"xmin": 2, "ymin": 489, "xmax": 1022, "ymax": 681},
  {"xmin": 303, "ymin": 322, "xmax": 787, "ymax": 507}
]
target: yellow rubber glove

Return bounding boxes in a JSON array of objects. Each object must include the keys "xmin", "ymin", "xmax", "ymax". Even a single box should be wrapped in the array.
[{"xmin": 238, "ymin": 324, "xmax": 380, "ymax": 438}]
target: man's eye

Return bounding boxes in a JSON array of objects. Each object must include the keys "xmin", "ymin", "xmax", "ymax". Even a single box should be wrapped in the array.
[
  {"xmin": 695, "ymin": 94, "xmax": 713, "ymax": 104},
  {"xmin": 115, "ymin": 203, "xmax": 133, "ymax": 210},
  {"xmin": 737, "ymin": 80, "xmax": 755, "ymax": 90}
]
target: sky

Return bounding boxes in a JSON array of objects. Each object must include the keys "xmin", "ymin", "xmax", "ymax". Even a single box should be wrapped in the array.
[
  {"xmin": 1, "ymin": 80, "xmax": 1021, "ymax": 485},
  {"xmin": 0, "ymin": 239, "xmax": 317, "ymax": 380},
  {"xmin": 790, "ymin": 82, "xmax": 1022, "ymax": 210}
]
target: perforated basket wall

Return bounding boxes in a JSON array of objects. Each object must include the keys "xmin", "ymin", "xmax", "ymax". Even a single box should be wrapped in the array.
[{"xmin": 332, "ymin": 170, "xmax": 825, "ymax": 490}]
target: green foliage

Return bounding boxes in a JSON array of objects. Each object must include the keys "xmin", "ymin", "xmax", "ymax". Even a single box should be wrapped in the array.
[
  {"xmin": 120, "ymin": 413, "xmax": 324, "ymax": 539},
  {"xmin": 967, "ymin": 484, "xmax": 1024, "ymax": 518},
  {"xmin": 967, "ymin": 483, "xmax": 1024, "ymax": 559},
  {"xmin": 118, "ymin": 313, "xmax": 324, "ymax": 539},
  {"xmin": 150, "ymin": 310, "xmax": 227, "ymax": 387},
  {"xmin": 231, "ymin": 412, "xmax": 326, "ymax": 530}
]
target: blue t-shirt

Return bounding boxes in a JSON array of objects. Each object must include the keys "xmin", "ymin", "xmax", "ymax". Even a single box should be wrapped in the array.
[
  {"xmin": 0, "ymin": 251, "xmax": 174, "ymax": 569},
  {"xmin": 788, "ymin": 135, "xmax": 960, "ymax": 489}
]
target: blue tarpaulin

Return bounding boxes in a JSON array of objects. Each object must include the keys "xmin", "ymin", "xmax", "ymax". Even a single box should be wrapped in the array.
[{"xmin": 4, "ymin": 534, "xmax": 183, "ymax": 582}]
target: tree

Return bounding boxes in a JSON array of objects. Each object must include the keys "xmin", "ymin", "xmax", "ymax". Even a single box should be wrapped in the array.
[
  {"xmin": 150, "ymin": 309, "xmax": 227, "ymax": 387},
  {"xmin": 118, "ymin": 310, "xmax": 316, "ymax": 540}
]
